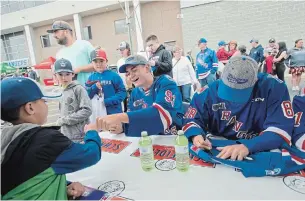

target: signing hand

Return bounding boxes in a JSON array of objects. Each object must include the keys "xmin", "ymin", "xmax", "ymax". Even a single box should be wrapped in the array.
[
  {"xmin": 67, "ymin": 182, "xmax": 85, "ymax": 199},
  {"xmin": 216, "ymin": 144, "xmax": 249, "ymax": 161},
  {"xmin": 192, "ymin": 135, "xmax": 212, "ymax": 150}
]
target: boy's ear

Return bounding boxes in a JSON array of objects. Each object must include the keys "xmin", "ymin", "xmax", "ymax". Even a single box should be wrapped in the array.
[{"xmin": 23, "ymin": 102, "xmax": 35, "ymax": 115}]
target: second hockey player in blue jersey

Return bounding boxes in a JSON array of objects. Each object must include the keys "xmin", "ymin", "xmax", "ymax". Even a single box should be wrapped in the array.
[
  {"xmin": 95, "ymin": 55, "xmax": 184, "ymax": 137},
  {"xmin": 183, "ymin": 56, "xmax": 295, "ymax": 161},
  {"xmin": 292, "ymin": 87, "xmax": 305, "ymax": 152}
]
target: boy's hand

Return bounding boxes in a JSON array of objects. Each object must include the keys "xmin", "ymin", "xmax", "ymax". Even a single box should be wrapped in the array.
[
  {"xmin": 216, "ymin": 144, "xmax": 249, "ymax": 161},
  {"xmin": 84, "ymin": 123, "xmax": 98, "ymax": 133},
  {"xmin": 96, "ymin": 113, "xmax": 128, "ymax": 131},
  {"xmin": 67, "ymin": 182, "xmax": 85, "ymax": 199},
  {"xmin": 192, "ymin": 135, "xmax": 212, "ymax": 150},
  {"xmin": 96, "ymin": 82, "xmax": 102, "ymax": 89}
]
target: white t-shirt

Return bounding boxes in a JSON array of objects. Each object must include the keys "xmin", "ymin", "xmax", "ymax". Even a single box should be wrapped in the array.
[
  {"xmin": 172, "ymin": 56, "xmax": 198, "ymax": 86},
  {"xmin": 56, "ymin": 40, "xmax": 95, "ymax": 86},
  {"xmin": 117, "ymin": 57, "xmax": 127, "ymax": 88}
]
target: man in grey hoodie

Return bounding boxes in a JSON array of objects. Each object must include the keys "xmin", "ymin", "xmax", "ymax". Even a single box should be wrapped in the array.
[{"xmin": 54, "ymin": 58, "xmax": 92, "ymax": 142}]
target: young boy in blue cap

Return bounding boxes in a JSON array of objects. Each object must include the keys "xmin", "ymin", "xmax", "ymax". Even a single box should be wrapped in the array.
[
  {"xmin": 1, "ymin": 77, "xmax": 102, "ymax": 200},
  {"xmin": 184, "ymin": 56, "xmax": 294, "ymax": 160},
  {"xmin": 54, "ymin": 58, "xmax": 92, "ymax": 142}
]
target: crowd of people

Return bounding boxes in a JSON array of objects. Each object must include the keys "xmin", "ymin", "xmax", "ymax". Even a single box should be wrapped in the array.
[{"xmin": 1, "ymin": 20, "xmax": 305, "ymax": 199}]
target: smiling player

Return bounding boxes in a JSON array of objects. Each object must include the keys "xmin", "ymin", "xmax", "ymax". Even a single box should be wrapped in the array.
[
  {"xmin": 183, "ymin": 56, "xmax": 294, "ymax": 161},
  {"xmin": 95, "ymin": 55, "xmax": 184, "ymax": 137}
]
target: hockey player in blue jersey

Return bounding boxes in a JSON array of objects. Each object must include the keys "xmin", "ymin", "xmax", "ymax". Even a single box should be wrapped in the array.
[
  {"xmin": 184, "ymin": 56, "xmax": 294, "ymax": 161},
  {"xmin": 196, "ymin": 38, "xmax": 219, "ymax": 87},
  {"xmin": 292, "ymin": 87, "xmax": 305, "ymax": 152},
  {"xmin": 95, "ymin": 54, "xmax": 184, "ymax": 137},
  {"xmin": 86, "ymin": 49, "xmax": 126, "ymax": 116}
]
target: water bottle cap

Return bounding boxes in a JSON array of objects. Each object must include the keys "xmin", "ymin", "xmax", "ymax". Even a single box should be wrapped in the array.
[
  {"xmin": 141, "ymin": 131, "xmax": 148, "ymax": 137},
  {"xmin": 177, "ymin": 130, "xmax": 184, "ymax": 136}
]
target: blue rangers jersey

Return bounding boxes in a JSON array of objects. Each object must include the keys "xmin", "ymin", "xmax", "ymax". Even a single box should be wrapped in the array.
[
  {"xmin": 292, "ymin": 87, "xmax": 305, "ymax": 152},
  {"xmin": 196, "ymin": 48, "xmax": 218, "ymax": 79},
  {"xmin": 189, "ymin": 138, "xmax": 305, "ymax": 178},
  {"xmin": 183, "ymin": 73, "xmax": 294, "ymax": 153},
  {"xmin": 86, "ymin": 70, "xmax": 126, "ymax": 115},
  {"xmin": 124, "ymin": 75, "xmax": 184, "ymax": 137}
]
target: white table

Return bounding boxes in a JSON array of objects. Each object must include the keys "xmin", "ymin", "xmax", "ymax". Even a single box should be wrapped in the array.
[{"xmin": 67, "ymin": 132, "xmax": 305, "ymax": 200}]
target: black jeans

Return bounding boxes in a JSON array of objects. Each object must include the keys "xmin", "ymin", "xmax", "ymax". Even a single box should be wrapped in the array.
[{"xmin": 275, "ymin": 62, "xmax": 286, "ymax": 82}]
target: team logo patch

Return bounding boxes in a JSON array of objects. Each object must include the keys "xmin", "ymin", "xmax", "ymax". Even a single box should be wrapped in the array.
[
  {"xmin": 283, "ymin": 175, "xmax": 305, "ymax": 194},
  {"xmin": 165, "ymin": 90, "xmax": 175, "ymax": 107},
  {"xmin": 101, "ymin": 138, "xmax": 131, "ymax": 154},
  {"xmin": 131, "ymin": 145, "xmax": 215, "ymax": 169},
  {"xmin": 60, "ymin": 60, "xmax": 66, "ymax": 67},
  {"xmin": 155, "ymin": 159, "xmax": 176, "ymax": 171},
  {"xmin": 265, "ymin": 168, "xmax": 281, "ymax": 176},
  {"xmin": 227, "ymin": 73, "xmax": 248, "ymax": 84},
  {"xmin": 212, "ymin": 102, "xmax": 226, "ymax": 111}
]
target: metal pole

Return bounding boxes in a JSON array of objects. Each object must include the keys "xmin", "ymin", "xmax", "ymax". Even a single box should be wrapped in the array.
[{"xmin": 124, "ymin": 0, "xmax": 133, "ymax": 54}]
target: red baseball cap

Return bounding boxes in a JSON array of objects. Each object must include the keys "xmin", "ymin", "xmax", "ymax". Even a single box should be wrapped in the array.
[{"xmin": 90, "ymin": 49, "xmax": 108, "ymax": 61}]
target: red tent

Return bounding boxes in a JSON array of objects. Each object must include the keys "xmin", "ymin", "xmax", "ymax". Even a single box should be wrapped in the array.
[{"xmin": 34, "ymin": 57, "xmax": 56, "ymax": 69}]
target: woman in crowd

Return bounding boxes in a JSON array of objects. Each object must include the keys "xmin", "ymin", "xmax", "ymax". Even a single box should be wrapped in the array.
[
  {"xmin": 228, "ymin": 40, "xmax": 238, "ymax": 57},
  {"xmin": 172, "ymin": 46, "xmax": 200, "ymax": 103},
  {"xmin": 273, "ymin": 41, "xmax": 287, "ymax": 82},
  {"xmin": 286, "ymin": 39, "xmax": 305, "ymax": 91}
]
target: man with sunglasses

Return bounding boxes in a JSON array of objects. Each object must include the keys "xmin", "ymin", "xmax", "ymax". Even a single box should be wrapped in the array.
[
  {"xmin": 47, "ymin": 21, "xmax": 95, "ymax": 86},
  {"xmin": 95, "ymin": 55, "xmax": 184, "ymax": 137}
]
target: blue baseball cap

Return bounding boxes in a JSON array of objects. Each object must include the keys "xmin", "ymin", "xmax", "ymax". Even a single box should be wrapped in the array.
[
  {"xmin": 198, "ymin": 38, "xmax": 208, "ymax": 44},
  {"xmin": 217, "ymin": 56, "xmax": 259, "ymax": 103},
  {"xmin": 218, "ymin": 40, "xmax": 227, "ymax": 46},
  {"xmin": 1, "ymin": 77, "xmax": 62, "ymax": 110},
  {"xmin": 119, "ymin": 55, "xmax": 148, "ymax": 73},
  {"xmin": 250, "ymin": 38, "xmax": 259, "ymax": 43}
]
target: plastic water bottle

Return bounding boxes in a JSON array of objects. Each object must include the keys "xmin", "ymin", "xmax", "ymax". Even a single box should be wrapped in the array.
[
  {"xmin": 175, "ymin": 130, "xmax": 190, "ymax": 172},
  {"xmin": 139, "ymin": 131, "xmax": 154, "ymax": 171}
]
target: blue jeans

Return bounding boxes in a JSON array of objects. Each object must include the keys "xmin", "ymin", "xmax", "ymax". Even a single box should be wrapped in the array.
[
  {"xmin": 199, "ymin": 73, "xmax": 216, "ymax": 87},
  {"xmin": 178, "ymin": 84, "xmax": 192, "ymax": 103}
]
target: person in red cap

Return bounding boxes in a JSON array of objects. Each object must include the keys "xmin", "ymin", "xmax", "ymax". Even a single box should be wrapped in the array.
[{"xmin": 86, "ymin": 48, "xmax": 126, "ymax": 122}]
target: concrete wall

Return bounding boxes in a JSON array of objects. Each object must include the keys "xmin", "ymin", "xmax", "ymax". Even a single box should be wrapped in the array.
[
  {"xmin": 31, "ymin": 1, "xmax": 184, "ymax": 65},
  {"xmin": 141, "ymin": 1, "xmax": 184, "ymax": 48},
  {"xmin": 181, "ymin": 0, "xmax": 305, "ymax": 56}
]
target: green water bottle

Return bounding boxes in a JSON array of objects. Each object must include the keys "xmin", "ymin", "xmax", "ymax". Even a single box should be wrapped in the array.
[
  {"xmin": 139, "ymin": 131, "xmax": 154, "ymax": 171},
  {"xmin": 175, "ymin": 130, "xmax": 190, "ymax": 172}
]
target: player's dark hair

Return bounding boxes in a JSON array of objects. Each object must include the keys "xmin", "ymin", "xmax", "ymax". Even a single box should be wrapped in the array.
[
  {"xmin": 146, "ymin": 35, "xmax": 158, "ymax": 43},
  {"xmin": 1, "ymin": 106, "xmax": 22, "ymax": 123},
  {"xmin": 295, "ymin": 39, "xmax": 302, "ymax": 47}
]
